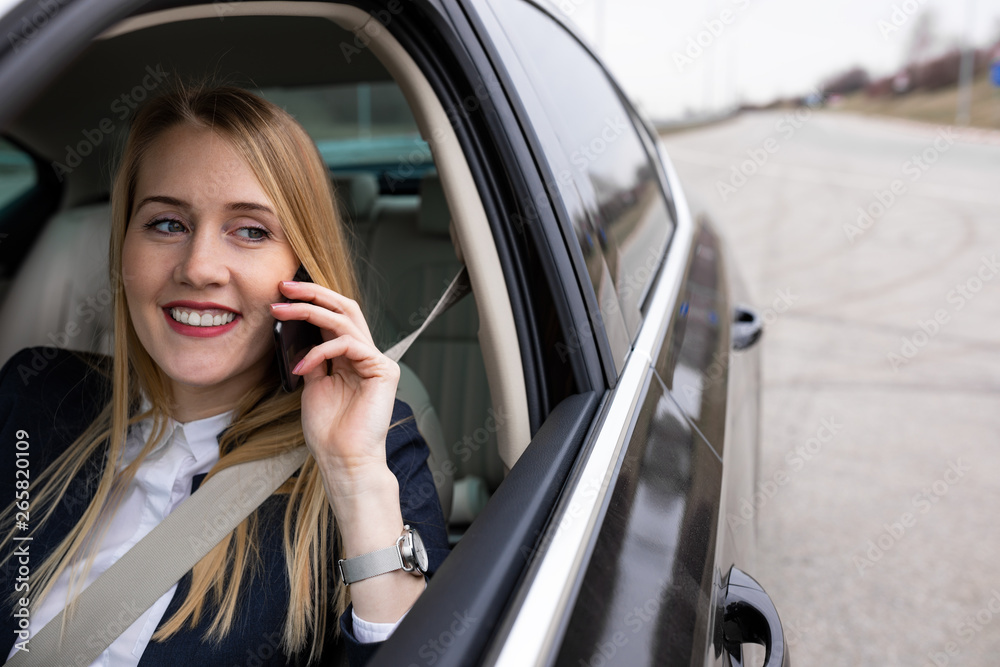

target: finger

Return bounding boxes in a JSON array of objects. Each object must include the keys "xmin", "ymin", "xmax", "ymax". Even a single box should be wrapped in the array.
[
  {"xmin": 270, "ymin": 301, "xmax": 372, "ymax": 346},
  {"xmin": 279, "ymin": 281, "xmax": 373, "ymax": 343},
  {"xmin": 293, "ymin": 335, "xmax": 397, "ymax": 381}
]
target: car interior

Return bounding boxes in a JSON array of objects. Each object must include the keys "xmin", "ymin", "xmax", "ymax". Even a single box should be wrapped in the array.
[{"xmin": 0, "ymin": 3, "xmax": 535, "ymax": 542}]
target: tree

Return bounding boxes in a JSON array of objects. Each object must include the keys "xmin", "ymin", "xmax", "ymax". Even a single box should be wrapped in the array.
[{"xmin": 821, "ymin": 67, "xmax": 871, "ymax": 96}]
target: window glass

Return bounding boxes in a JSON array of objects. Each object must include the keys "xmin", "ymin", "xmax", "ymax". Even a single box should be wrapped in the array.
[
  {"xmin": 494, "ymin": 1, "xmax": 675, "ymax": 338},
  {"xmin": 259, "ymin": 82, "xmax": 432, "ymax": 188},
  {"xmin": 0, "ymin": 139, "xmax": 35, "ymax": 210}
]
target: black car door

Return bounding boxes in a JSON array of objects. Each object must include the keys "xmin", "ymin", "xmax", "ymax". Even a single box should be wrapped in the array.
[{"xmin": 461, "ymin": 1, "xmax": 788, "ymax": 665}]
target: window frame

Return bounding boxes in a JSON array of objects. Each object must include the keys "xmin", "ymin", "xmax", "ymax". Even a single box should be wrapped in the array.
[{"xmin": 478, "ymin": 0, "xmax": 678, "ymax": 381}]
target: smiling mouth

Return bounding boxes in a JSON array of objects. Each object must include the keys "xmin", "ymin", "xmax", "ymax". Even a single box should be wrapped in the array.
[{"xmin": 168, "ymin": 308, "xmax": 237, "ymax": 327}]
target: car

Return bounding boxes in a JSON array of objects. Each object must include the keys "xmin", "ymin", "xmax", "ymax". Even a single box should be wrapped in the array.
[{"xmin": 0, "ymin": 0, "xmax": 788, "ymax": 665}]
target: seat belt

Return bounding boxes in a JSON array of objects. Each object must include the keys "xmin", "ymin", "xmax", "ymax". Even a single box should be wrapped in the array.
[
  {"xmin": 383, "ymin": 265, "xmax": 471, "ymax": 363},
  {"xmin": 5, "ymin": 265, "xmax": 471, "ymax": 667},
  {"xmin": 5, "ymin": 446, "xmax": 309, "ymax": 667}
]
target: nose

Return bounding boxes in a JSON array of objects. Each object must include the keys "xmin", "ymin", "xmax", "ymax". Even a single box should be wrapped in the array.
[{"xmin": 173, "ymin": 225, "xmax": 230, "ymax": 289}]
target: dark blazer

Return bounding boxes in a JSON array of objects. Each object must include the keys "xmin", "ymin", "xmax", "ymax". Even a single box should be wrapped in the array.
[{"xmin": 0, "ymin": 347, "xmax": 449, "ymax": 666}]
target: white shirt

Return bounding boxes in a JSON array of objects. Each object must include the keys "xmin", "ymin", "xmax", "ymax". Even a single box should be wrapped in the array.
[{"xmin": 7, "ymin": 403, "xmax": 397, "ymax": 665}]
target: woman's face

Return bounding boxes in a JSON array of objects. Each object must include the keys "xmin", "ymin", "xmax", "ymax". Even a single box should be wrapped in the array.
[{"xmin": 122, "ymin": 123, "xmax": 299, "ymax": 413}]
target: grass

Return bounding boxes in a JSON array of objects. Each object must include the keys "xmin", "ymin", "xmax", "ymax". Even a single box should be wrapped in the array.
[{"xmin": 834, "ymin": 70, "xmax": 1000, "ymax": 130}]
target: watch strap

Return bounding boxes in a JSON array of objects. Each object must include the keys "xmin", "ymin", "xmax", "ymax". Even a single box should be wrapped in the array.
[{"xmin": 339, "ymin": 538, "xmax": 406, "ymax": 585}]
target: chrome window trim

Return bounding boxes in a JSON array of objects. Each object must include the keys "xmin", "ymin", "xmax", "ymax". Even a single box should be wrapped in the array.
[{"xmin": 493, "ymin": 148, "xmax": 695, "ymax": 666}]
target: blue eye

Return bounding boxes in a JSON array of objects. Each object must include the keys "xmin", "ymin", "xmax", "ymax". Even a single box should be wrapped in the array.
[
  {"xmin": 143, "ymin": 217, "xmax": 186, "ymax": 233},
  {"xmin": 236, "ymin": 226, "xmax": 272, "ymax": 242}
]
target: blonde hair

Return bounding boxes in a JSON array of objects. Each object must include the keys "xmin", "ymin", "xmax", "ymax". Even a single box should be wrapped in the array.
[{"xmin": 1, "ymin": 83, "xmax": 366, "ymax": 662}]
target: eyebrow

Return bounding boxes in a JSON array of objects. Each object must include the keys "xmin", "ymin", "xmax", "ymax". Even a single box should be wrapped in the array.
[{"xmin": 133, "ymin": 195, "xmax": 275, "ymax": 215}]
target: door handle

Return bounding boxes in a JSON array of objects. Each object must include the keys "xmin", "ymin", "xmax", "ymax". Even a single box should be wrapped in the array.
[
  {"xmin": 732, "ymin": 306, "xmax": 762, "ymax": 351},
  {"xmin": 722, "ymin": 567, "xmax": 790, "ymax": 667}
]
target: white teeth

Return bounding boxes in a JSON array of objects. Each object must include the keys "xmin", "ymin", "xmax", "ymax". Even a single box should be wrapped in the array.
[{"xmin": 170, "ymin": 308, "xmax": 236, "ymax": 327}]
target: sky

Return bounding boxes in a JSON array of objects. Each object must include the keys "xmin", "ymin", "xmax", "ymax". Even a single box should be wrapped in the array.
[
  {"xmin": 558, "ymin": 0, "xmax": 1000, "ymax": 120},
  {"xmin": 1, "ymin": 0, "xmax": 997, "ymax": 120}
]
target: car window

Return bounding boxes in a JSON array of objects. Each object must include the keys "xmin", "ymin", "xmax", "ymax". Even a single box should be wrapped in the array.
[
  {"xmin": 259, "ymin": 81, "xmax": 433, "ymax": 191},
  {"xmin": 0, "ymin": 138, "xmax": 34, "ymax": 210},
  {"xmin": 493, "ymin": 0, "xmax": 675, "ymax": 340},
  {"xmin": 260, "ymin": 80, "xmax": 504, "ymax": 501}
]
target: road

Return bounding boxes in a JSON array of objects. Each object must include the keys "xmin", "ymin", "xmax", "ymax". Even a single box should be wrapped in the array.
[{"xmin": 661, "ymin": 111, "xmax": 1000, "ymax": 666}]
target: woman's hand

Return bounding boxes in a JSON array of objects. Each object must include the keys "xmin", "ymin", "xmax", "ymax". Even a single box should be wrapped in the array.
[
  {"xmin": 269, "ymin": 280, "xmax": 399, "ymax": 493},
  {"xmin": 270, "ymin": 279, "xmax": 425, "ymax": 624}
]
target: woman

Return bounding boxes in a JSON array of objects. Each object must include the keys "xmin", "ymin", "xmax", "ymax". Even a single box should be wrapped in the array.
[{"xmin": 0, "ymin": 84, "xmax": 448, "ymax": 665}]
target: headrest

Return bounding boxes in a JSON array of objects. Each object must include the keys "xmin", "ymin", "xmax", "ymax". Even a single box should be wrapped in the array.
[
  {"xmin": 417, "ymin": 173, "xmax": 451, "ymax": 236},
  {"xmin": 331, "ymin": 172, "xmax": 379, "ymax": 222}
]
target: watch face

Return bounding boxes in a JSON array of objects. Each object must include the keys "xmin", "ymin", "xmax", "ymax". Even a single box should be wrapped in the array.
[{"xmin": 410, "ymin": 528, "xmax": 429, "ymax": 573}]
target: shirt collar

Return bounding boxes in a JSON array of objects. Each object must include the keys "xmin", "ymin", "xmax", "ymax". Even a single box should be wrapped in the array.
[
  {"xmin": 132, "ymin": 393, "xmax": 236, "ymax": 465},
  {"xmin": 177, "ymin": 410, "xmax": 235, "ymax": 464}
]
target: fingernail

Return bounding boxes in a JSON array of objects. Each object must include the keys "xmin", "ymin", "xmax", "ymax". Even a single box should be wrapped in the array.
[
  {"xmin": 281, "ymin": 281, "xmax": 299, "ymax": 287},
  {"xmin": 292, "ymin": 360, "xmax": 305, "ymax": 374},
  {"xmin": 270, "ymin": 303, "xmax": 290, "ymax": 309}
]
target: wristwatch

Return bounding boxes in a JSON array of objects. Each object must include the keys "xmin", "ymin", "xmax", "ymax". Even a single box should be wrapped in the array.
[{"xmin": 338, "ymin": 525, "xmax": 429, "ymax": 585}]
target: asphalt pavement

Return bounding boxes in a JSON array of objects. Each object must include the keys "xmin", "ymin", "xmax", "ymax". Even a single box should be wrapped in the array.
[{"xmin": 661, "ymin": 110, "xmax": 1000, "ymax": 667}]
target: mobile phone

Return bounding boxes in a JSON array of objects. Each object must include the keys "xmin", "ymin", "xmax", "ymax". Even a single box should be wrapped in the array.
[{"xmin": 273, "ymin": 265, "xmax": 323, "ymax": 393}]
